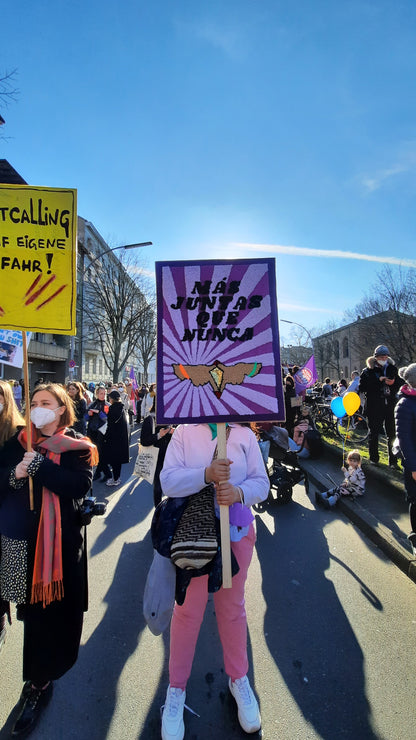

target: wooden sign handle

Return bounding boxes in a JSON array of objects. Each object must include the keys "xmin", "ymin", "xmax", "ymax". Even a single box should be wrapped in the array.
[
  {"xmin": 22, "ymin": 331, "xmax": 34, "ymax": 510},
  {"xmin": 217, "ymin": 422, "xmax": 232, "ymax": 589}
]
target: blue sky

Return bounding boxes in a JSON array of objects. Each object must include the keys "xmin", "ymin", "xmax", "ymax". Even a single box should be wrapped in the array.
[{"xmin": 2, "ymin": 0, "xmax": 416, "ymax": 345}]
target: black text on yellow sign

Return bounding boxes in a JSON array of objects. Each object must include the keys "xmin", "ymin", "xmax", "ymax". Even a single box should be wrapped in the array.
[{"xmin": 0, "ymin": 185, "xmax": 77, "ymax": 334}]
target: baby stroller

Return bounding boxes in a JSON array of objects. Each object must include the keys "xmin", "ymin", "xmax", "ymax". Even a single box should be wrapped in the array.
[{"xmin": 261, "ymin": 426, "xmax": 309, "ymax": 505}]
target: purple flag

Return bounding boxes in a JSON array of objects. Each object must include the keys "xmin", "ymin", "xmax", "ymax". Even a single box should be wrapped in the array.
[
  {"xmin": 294, "ymin": 355, "xmax": 317, "ymax": 396},
  {"xmin": 129, "ymin": 365, "xmax": 138, "ymax": 390}
]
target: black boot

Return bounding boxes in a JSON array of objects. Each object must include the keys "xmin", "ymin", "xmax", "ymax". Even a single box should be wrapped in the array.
[{"xmin": 12, "ymin": 682, "xmax": 53, "ymax": 737}]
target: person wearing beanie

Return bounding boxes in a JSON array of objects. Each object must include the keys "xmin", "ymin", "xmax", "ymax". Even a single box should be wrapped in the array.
[
  {"xmin": 103, "ymin": 390, "xmax": 130, "ymax": 486},
  {"xmin": 358, "ymin": 345, "xmax": 401, "ymax": 466},
  {"xmin": 395, "ymin": 364, "xmax": 416, "ymax": 555}
]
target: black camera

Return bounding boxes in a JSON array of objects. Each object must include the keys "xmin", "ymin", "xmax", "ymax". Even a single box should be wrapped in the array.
[{"xmin": 79, "ymin": 496, "xmax": 107, "ymax": 526}]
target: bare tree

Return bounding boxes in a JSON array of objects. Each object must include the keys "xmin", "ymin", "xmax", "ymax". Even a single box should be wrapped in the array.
[
  {"xmin": 0, "ymin": 69, "xmax": 18, "ymax": 135},
  {"xmin": 133, "ymin": 302, "xmax": 156, "ymax": 382},
  {"xmin": 83, "ymin": 251, "xmax": 154, "ymax": 382},
  {"xmin": 345, "ymin": 265, "xmax": 416, "ymax": 320},
  {"xmin": 344, "ymin": 265, "xmax": 416, "ymax": 364}
]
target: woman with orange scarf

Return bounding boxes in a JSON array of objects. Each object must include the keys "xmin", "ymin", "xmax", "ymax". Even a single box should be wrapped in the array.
[{"xmin": 0, "ymin": 383, "xmax": 98, "ymax": 738}]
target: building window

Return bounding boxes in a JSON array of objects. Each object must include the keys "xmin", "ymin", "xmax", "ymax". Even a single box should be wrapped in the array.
[
  {"xmin": 333, "ymin": 340, "xmax": 339, "ymax": 359},
  {"xmin": 343, "ymin": 337, "xmax": 349, "ymax": 358},
  {"xmin": 92, "ymin": 356, "xmax": 97, "ymax": 374}
]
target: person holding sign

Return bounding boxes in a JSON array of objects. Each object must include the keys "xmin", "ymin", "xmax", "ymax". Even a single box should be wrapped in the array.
[
  {"xmin": 159, "ymin": 422, "xmax": 268, "ymax": 740},
  {"xmin": 0, "ymin": 383, "xmax": 98, "ymax": 738}
]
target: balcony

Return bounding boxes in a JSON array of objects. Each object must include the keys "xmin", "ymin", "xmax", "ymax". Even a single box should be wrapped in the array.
[{"xmin": 28, "ymin": 340, "xmax": 69, "ymax": 362}]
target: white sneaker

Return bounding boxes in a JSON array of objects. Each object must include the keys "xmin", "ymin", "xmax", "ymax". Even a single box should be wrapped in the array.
[
  {"xmin": 113, "ymin": 478, "xmax": 121, "ymax": 486},
  {"xmin": 106, "ymin": 478, "xmax": 116, "ymax": 486},
  {"xmin": 161, "ymin": 685, "xmax": 185, "ymax": 740},
  {"xmin": 229, "ymin": 676, "xmax": 261, "ymax": 733}
]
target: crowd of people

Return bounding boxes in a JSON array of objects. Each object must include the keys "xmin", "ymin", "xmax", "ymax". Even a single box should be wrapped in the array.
[
  {"xmin": 0, "ymin": 376, "xmax": 269, "ymax": 738},
  {"xmin": 0, "ymin": 376, "xmax": 166, "ymax": 736},
  {"xmin": 1, "ymin": 345, "xmax": 416, "ymax": 738},
  {"xmin": 284, "ymin": 343, "xmax": 416, "ymax": 554},
  {"xmin": 283, "ymin": 344, "xmax": 403, "ymax": 469}
]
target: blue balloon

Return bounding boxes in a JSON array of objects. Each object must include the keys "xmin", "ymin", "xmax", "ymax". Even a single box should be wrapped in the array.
[{"xmin": 331, "ymin": 396, "xmax": 346, "ymax": 418}]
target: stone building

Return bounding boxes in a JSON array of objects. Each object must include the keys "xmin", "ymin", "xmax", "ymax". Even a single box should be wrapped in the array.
[{"xmin": 313, "ymin": 310, "xmax": 416, "ymax": 382}]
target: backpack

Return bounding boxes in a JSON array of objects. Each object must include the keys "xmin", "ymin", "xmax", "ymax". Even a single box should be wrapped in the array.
[{"xmin": 304, "ymin": 428, "xmax": 324, "ymax": 459}]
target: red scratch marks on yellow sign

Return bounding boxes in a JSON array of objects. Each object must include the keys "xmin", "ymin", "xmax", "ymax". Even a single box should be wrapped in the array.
[
  {"xmin": 24, "ymin": 275, "xmax": 57, "ymax": 306},
  {"xmin": 36, "ymin": 284, "xmax": 68, "ymax": 311}
]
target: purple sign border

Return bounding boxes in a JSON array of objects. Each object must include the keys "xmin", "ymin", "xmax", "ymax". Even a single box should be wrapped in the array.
[{"xmin": 156, "ymin": 258, "xmax": 284, "ymax": 424}]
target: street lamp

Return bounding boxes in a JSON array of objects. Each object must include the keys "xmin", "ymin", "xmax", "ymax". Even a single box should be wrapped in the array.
[
  {"xmin": 76, "ymin": 241, "xmax": 153, "ymax": 380},
  {"xmin": 83, "ymin": 242, "xmax": 153, "ymax": 274},
  {"xmin": 280, "ymin": 319, "xmax": 314, "ymax": 347}
]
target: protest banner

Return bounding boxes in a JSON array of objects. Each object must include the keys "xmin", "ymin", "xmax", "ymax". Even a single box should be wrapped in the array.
[
  {"xmin": 0, "ymin": 184, "xmax": 77, "ymax": 334},
  {"xmin": 0, "ymin": 329, "xmax": 31, "ymax": 368},
  {"xmin": 156, "ymin": 258, "xmax": 284, "ymax": 423},
  {"xmin": 0, "ymin": 182, "xmax": 77, "ymax": 509},
  {"xmin": 156, "ymin": 258, "xmax": 284, "ymax": 586}
]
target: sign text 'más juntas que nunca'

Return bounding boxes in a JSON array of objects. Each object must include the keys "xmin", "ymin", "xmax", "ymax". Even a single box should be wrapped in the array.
[{"xmin": 156, "ymin": 258, "xmax": 284, "ymax": 424}]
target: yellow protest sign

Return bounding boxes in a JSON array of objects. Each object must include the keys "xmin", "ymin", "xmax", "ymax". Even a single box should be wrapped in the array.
[{"xmin": 0, "ymin": 184, "xmax": 77, "ymax": 334}]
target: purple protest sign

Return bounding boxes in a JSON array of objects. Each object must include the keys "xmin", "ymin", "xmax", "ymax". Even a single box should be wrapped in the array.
[
  {"xmin": 156, "ymin": 258, "xmax": 284, "ymax": 424},
  {"xmin": 294, "ymin": 355, "xmax": 318, "ymax": 395}
]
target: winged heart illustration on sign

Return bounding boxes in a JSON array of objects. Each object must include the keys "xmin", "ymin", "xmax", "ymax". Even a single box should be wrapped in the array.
[{"xmin": 173, "ymin": 360, "xmax": 262, "ymax": 399}]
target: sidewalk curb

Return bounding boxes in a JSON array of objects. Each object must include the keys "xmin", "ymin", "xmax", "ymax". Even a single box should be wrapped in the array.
[{"xmin": 303, "ymin": 460, "xmax": 416, "ymax": 585}]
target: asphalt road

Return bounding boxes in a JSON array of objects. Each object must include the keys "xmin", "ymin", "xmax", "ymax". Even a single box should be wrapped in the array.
[{"xmin": 1, "ymin": 427, "xmax": 416, "ymax": 740}]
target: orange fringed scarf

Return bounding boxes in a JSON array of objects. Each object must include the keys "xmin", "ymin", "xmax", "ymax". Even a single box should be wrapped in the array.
[{"xmin": 18, "ymin": 426, "xmax": 99, "ymax": 608}]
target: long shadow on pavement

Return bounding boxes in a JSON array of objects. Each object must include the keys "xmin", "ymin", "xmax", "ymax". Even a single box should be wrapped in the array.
[{"xmin": 256, "ymin": 499, "xmax": 384, "ymax": 740}]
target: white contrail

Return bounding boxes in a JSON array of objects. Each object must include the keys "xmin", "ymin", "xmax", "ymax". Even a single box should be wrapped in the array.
[{"xmin": 232, "ymin": 242, "xmax": 416, "ymax": 268}]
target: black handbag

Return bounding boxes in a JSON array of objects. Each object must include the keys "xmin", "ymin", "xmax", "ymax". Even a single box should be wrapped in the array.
[{"xmin": 170, "ymin": 484, "xmax": 217, "ymax": 570}]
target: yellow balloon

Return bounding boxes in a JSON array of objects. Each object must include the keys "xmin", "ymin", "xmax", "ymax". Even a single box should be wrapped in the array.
[{"xmin": 343, "ymin": 391, "xmax": 361, "ymax": 416}]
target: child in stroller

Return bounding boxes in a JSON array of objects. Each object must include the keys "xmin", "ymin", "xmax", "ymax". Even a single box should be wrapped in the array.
[{"xmin": 250, "ymin": 422, "xmax": 309, "ymax": 505}]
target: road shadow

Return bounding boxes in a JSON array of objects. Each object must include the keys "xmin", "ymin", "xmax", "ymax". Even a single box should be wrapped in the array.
[
  {"xmin": 90, "ymin": 477, "xmax": 154, "ymax": 557},
  {"xmin": 69, "ymin": 534, "xmax": 153, "ymax": 740},
  {"xmin": 255, "ymin": 498, "xmax": 384, "ymax": 740}
]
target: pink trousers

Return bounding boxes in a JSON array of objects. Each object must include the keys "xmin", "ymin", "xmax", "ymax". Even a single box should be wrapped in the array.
[{"xmin": 169, "ymin": 523, "xmax": 256, "ymax": 689}]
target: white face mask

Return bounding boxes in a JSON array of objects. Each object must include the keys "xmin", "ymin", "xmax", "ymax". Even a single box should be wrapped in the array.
[
  {"xmin": 30, "ymin": 406, "xmax": 58, "ymax": 429},
  {"xmin": 0, "ymin": 403, "xmax": 3, "ymax": 414}
]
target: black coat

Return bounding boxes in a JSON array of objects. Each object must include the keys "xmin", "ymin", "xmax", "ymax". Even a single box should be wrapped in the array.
[
  {"xmin": 103, "ymin": 401, "xmax": 130, "ymax": 465},
  {"xmin": 86, "ymin": 398, "xmax": 108, "ymax": 437},
  {"xmin": 72, "ymin": 397, "xmax": 87, "ymax": 435},
  {"xmin": 359, "ymin": 356, "xmax": 401, "ymax": 421},
  {"xmin": 395, "ymin": 391, "xmax": 416, "ymax": 472},
  {"xmin": 0, "ymin": 429, "xmax": 93, "ymax": 682}
]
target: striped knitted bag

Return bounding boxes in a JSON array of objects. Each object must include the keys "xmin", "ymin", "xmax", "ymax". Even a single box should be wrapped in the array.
[{"xmin": 170, "ymin": 485, "xmax": 217, "ymax": 570}]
